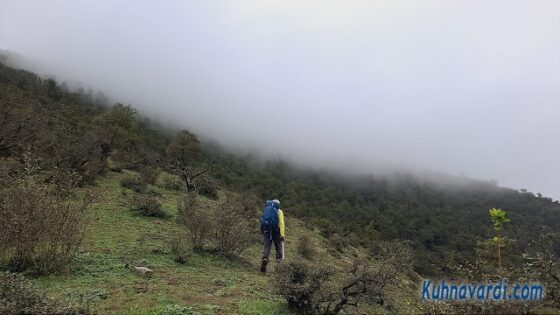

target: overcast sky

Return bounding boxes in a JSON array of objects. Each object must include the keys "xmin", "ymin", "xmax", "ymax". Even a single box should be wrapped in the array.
[{"xmin": 1, "ymin": 1, "xmax": 559, "ymax": 199}]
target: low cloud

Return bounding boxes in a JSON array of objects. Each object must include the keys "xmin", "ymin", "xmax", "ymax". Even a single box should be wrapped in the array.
[{"xmin": 1, "ymin": 0, "xmax": 559, "ymax": 198}]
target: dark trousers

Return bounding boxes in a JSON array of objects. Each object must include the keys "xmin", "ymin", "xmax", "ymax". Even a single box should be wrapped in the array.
[{"xmin": 262, "ymin": 231, "xmax": 283, "ymax": 261}]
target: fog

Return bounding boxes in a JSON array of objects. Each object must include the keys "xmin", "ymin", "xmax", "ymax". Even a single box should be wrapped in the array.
[{"xmin": 1, "ymin": 1, "xmax": 559, "ymax": 199}]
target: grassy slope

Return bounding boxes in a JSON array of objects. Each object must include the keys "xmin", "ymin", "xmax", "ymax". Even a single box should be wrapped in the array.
[{"xmin": 31, "ymin": 170, "xmax": 421, "ymax": 314}]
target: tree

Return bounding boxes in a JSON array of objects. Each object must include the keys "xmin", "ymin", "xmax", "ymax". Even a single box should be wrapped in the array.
[
  {"xmin": 0, "ymin": 86, "xmax": 42, "ymax": 157},
  {"xmin": 165, "ymin": 130, "xmax": 212, "ymax": 192},
  {"xmin": 96, "ymin": 103, "xmax": 137, "ymax": 156}
]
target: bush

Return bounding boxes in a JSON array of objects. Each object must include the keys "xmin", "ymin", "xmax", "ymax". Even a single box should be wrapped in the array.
[
  {"xmin": 170, "ymin": 231, "xmax": 193, "ymax": 264},
  {"xmin": 120, "ymin": 176, "xmax": 146, "ymax": 193},
  {"xmin": 275, "ymin": 259, "xmax": 333, "ymax": 315},
  {"xmin": 131, "ymin": 194, "xmax": 167, "ymax": 218},
  {"xmin": 110, "ymin": 140, "xmax": 149, "ymax": 172},
  {"xmin": 0, "ymin": 177, "xmax": 87, "ymax": 275},
  {"xmin": 232, "ymin": 193, "xmax": 260, "ymax": 220},
  {"xmin": 139, "ymin": 166, "xmax": 159, "ymax": 185},
  {"xmin": 177, "ymin": 193, "xmax": 212, "ymax": 250},
  {"xmin": 209, "ymin": 194, "xmax": 258, "ymax": 257},
  {"xmin": 277, "ymin": 241, "xmax": 414, "ymax": 315},
  {"xmin": 82, "ymin": 158, "xmax": 107, "ymax": 185},
  {"xmin": 177, "ymin": 192, "xmax": 257, "ymax": 256},
  {"xmin": 297, "ymin": 235, "xmax": 316, "ymax": 259},
  {"xmin": 196, "ymin": 177, "xmax": 218, "ymax": 199},
  {"xmin": 328, "ymin": 233, "xmax": 349, "ymax": 253},
  {"xmin": 0, "ymin": 271, "xmax": 89, "ymax": 314},
  {"xmin": 0, "ymin": 158, "xmax": 24, "ymax": 186},
  {"xmin": 529, "ymin": 231, "xmax": 560, "ymax": 308},
  {"xmin": 108, "ymin": 165, "xmax": 122, "ymax": 173},
  {"xmin": 158, "ymin": 172, "xmax": 185, "ymax": 191}
]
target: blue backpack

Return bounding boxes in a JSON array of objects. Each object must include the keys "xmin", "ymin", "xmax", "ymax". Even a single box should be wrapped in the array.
[{"xmin": 260, "ymin": 201, "xmax": 279, "ymax": 235}]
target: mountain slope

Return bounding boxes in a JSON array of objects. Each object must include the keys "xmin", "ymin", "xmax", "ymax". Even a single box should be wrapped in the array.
[{"xmin": 30, "ymin": 170, "xmax": 420, "ymax": 314}]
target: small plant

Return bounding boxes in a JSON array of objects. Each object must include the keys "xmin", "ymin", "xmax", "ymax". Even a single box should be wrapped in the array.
[
  {"xmin": 212, "ymin": 278, "xmax": 227, "ymax": 287},
  {"xmin": 157, "ymin": 172, "xmax": 185, "ymax": 191},
  {"xmin": 297, "ymin": 234, "xmax": 316, "ymax": 259},
  {"xmin": 489, "ymin": 208, "xmax": 511, "ymax": 269},
  {"xmin": 120, "ymin": 176, "xmax": 146, "ymax": 193},
  {"xmin": 131, "ymin": 194, "xmax": 167, "ymax": 218},
  {"xmin": 328, "ymin": 233, "xmax": 349, "ymax": 253},
  {"xmin": 108, "ymin": 165, "xmax": 123, "ymax": 173},
  {"xmin": 0, "ymin": 271, "xmax": 89, "ymax": 314},
  {"xmin": 170, "ymin": 231, "xmax": 193, "ymax": 264},
  {"xmin": 82, "ymin": 158, "xmax": 108, "ymax": 184},
  {"xmin": 139, "ymin": 166, "xmax": 159, "ymax": 185},
  {"xmin": 177, "ymin": 193, "xmax": 212, "ymax": 250},
  {"xmin": 275, "ymin": 259, "xmax": 334, "ymax": 314}
]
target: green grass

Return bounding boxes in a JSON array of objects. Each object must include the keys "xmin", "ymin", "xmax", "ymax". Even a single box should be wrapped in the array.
[{"xmin": 31, "ymin": 171, "xmax": 295, "ymax": 314}]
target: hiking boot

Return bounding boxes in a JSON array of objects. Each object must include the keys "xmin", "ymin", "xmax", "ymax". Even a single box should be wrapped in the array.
[{"xmin": 260, "ymin": 258, "xmax": 268, "ymax": 273}]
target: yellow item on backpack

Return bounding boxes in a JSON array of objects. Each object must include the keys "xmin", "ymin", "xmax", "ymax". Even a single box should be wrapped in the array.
[{"xmin": 278, "ymin": 209, "xmax": 285, "ymax": 238}]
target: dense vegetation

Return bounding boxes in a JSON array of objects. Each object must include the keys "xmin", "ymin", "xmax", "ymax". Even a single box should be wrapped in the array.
[
  {"xmin": 207, "ymin": 147, "xmax": 560, "ymax": 275},
  {"xmin": 1, "ymin": 59, "xmax": 559, "ymax": 313}
]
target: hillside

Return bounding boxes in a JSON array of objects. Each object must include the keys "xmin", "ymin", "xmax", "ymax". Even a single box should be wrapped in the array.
[
  {"xmin": 33, "ymin": 170, "xmax": 292, "ymax": 314},
  {"xmin": 28, "ymin": 170, "xmax": 419, "ymax": 314},
  {"xmin": 207, "ymin": 150, "xmax": 560, "ymax": 274}
]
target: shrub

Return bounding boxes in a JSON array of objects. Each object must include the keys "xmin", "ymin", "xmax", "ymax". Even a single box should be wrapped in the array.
[
  {"xmin": 139, "ymin": 166, "xmax": 159, "ymax": 185},
  {"xmin": 177, "ymin": 193, "xmax": 212, "ymax": 250},
  {"xmin": 529, "ymin": 231, "xmax": 560, "ymax": 308},
  {"xmin": 0, "ymin": 271, "xmax": 89, "ymax": 314},
  {"xmin": 170, "ymin": 231, "xmax": 193, "ymax": 264},
  {"xmin": 108, "ymin": 165, "xmax": 122, "ymax": 173},
  {"xmin": 209, "ymin": 194, "xmax": 258, "ymax": 257},
  {"xmin": 0, "ymin": 177, "xmax": 87, "ymax": 275},
  {"xmin": 0, "ymin": 158, "xmax": 24, "ymax": 186},
  {"xmin": 277, "ymin": 241, "xmax": 414, "ymax": 315},
  {"xmin": 177, "ymin": 192, "xmax": 257, "ymax": 256},
  {"xmin": 145, "ymin": 187, "xmax": 163, "ymax": 197},
  {"xmin": 158, "ymin": 172, "xmax": 185, "ymax": 191},
  {"xmin": 275, "ymin": 259, "xmax": 334, "ymax": 314},
  {"xmin": 297, "ymin": 235, "xmax": 316, "ymax": 259},
  {"xmin": 232, "ymin": 193, "xmax": 260, "ymax": 220},
  {"xmin": 120, "ymin": 176, "xmax": 146, "ymax": 193},
  {"xmin": 328, "ymin": 233, "xmax": 349, "ymax": 253},
  {"xmin": 196, "ymin": 177, "xmax": 218, "ymax": 199},
  {"xmin": 82, "ymin": 158, "xmax": 107, "ymax": 185},
  {"xmin": 131, "ymin": 194, "xmax": 167, "ymax": 218},
  {"xmin": 110, "ymin": 140, "xmax": 149, "ymax": 171}
]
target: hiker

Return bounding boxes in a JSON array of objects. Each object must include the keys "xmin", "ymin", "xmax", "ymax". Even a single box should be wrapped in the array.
[{"xmin": 260, "ymin": 199, "xmax": 285, "ymax": 273}]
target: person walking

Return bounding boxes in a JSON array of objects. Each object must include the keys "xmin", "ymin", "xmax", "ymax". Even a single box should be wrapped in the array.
[{"xmin": 260, "ymin": 199, "xmax": 285, "ymax": 273}]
